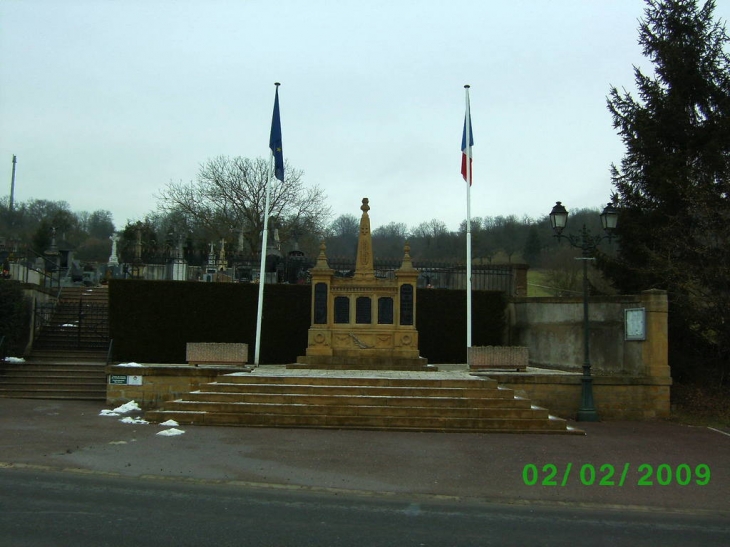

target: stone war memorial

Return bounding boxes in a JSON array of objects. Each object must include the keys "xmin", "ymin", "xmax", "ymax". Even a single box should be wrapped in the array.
[
  {"xmin": 101, "ymin": 197, "xmax": 671, "ymax": 431},
  {"xmin": 293, "ymin": 198, "xmax": 433, "ymax": 371},
  {"xmin": 138, "ymin": 197, "xmax": 580, "ymax": 434}
]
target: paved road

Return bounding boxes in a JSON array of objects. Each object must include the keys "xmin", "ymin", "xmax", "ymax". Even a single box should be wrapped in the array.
[
  {"xmin": 1, "ymin": 468, "xmax": 728, "ymax": 547},
  {"xmin": 1, "ymin": 399, "xmax": 728, "ymax": 512}
]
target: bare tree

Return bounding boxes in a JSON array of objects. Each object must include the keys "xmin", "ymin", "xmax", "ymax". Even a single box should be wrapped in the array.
[
  {"xmin": 411, "ymin": 219, "xmax": 452, "ymax": 260},
  {"xmin": 157, "ymin": 156, "xmax": 331, "ymax": 254},
  {"xmin": 371, "ymin": 221, "xmax": 409, "ymax": 258},
  {"xmin": 325, "ymin": 214, "xmax": 360, "ymax": 256}
]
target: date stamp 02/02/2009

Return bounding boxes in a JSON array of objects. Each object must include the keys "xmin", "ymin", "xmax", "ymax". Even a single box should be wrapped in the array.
[{"xmin": 522, "ymin": 463, "xmax": 711, "ymax": 487}]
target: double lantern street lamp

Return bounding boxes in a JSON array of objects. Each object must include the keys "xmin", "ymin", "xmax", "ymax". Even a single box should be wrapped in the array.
[{"xmin": 549, "ymin": 201, "xmax": 619, "ymax": 422}]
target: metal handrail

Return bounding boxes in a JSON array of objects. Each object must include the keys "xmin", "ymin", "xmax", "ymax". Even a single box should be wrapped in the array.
[{"xmin": 106, "ymin": 338, "xmax": 114, "ymax": 365}]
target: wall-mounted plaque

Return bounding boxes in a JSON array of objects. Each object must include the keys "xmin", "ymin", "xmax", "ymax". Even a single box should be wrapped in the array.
[{"xmin": 625, "ymin": 308, "xmax": 646, "ymax": 341}]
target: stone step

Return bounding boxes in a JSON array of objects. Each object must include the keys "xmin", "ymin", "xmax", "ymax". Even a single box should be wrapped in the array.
[
  {"xmin": 0, "ymin": 370, "xmax": 106, "ymax": 384},
  {"xmin": 219, "ymin": 374, "xmax": 499, "ymax": 389},
  {"xmin": 33, "ymin": 338, "xmax": 109, "ymax": 347},
  {"xmin": 0, "ymin": 350, "xmax": 108, "ymax": 401},
  {"xmin": 184, "ymin": 390, "xmax": 531, "ymax": 408},
  {"xmin": 145, "ymin": 409, "xmax": 573, "ymax": 433},
  {"xmin": 2, "ymin": 362, "xmax": 106, "ymax": 371},
  {"xmin": 59, "ymin": 287, "xmax": 109, "ymax": 298},
  {"xmin": 0, "ymin": 381, "xmax": 106, "ymax": 394},
  {"xmin": 155, "ymin": 400, "xmax": 548, "ymax": 419},
  {"xmin": 0, "ymin": 390, "xmax": 105, "ymax": 400},
  {"xmin": 32, "ymin": 341, "xmax": 110, "ymax": 350},
  {"xmin": 290, "ymin": 363, "xmax": 435, "ymax": 372},
  {"xmin": 41, "ymin": 331, "xmax": 109, "ymax": 337},
  {"xmin": 28, "ymin": 349, "xmax": 108, "ymax": 359},
  {"xmin": 0, "ymin": 378, "xmax": 106, "ymax": 392},
  {"xmin": 205, "ymin": 382, "xmax": 515, "ymax": 400},
  {"xmin": 38, "ymin": 335, "xmax": 109, "ymax": 342},
  {"xmin": 39, "ymin": 321, "xmax": 109, "ymax": 329},
  {"xmin": 144, "ymin": 373, "xmax": 578, "ymax": 434}
]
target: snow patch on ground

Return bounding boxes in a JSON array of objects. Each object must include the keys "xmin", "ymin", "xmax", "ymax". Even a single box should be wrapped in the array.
[
  {"xmin": 99, "ymin": 400, "xmax": 142, "ymax": 417},
  {"xmin": 113, "ymin": 401, "xmax": 141, "ymax": 414},
  {"xmin": 157, "ymin": 428, "xmax": 185, "ymax": 437},
  {"xmin": 117, "ymin": 362, "xmax": 144, "ymax": 367},
  {"xmin": 3, "ymin": 357, "xmax": 25, "ymax": 363},
  {"xmin": 120, "ymin": 416, "xmax": 149, "ymax": 425},
  {"xmin": 160, "ymin": 419, "xmax": 179, "ymax": 427}
]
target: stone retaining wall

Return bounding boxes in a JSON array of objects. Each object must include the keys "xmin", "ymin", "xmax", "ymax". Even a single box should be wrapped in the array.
[
  {"xmin": 486, "ymin": 373, "xmax": 672, "ymax": 420},
  {"xmin": 105, "ymin": 364, "xmax": 250, "ymax": 409}
]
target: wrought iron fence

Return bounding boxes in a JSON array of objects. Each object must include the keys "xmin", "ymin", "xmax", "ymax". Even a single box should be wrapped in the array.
[
  {"xmin": 326, "ymin": 257, "xmax": 518, "ymax": 293},
  {"xmin": 33, "ymin": 299, "xmax": 110, "ymax": 350}
]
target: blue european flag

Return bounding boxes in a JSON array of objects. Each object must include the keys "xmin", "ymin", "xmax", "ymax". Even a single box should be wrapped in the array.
[{"xmin": 269, "ymin": 86, "xmax": 284, "ymax": 181}]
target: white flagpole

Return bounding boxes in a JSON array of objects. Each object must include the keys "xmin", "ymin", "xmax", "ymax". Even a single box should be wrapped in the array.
[
  {"xmin": 254, "ymin": 83, "xmax": 281, "ymax": 366},
  {"xmin": 464, "ymin": 84, "xmax": 472, "ymax": 349},
  {"xmin": 254, "ymin": 160, "xmax": 273, "ymax": 366}
]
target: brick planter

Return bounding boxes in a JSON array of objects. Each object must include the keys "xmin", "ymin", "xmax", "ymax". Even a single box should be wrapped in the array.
[
  {"xmin": 186, "ymin": 343, "xmax": 248, "ymax": 366},
  {"xmin": 468, "ymin": 346, "xmax": 528, "ymax": 372}
]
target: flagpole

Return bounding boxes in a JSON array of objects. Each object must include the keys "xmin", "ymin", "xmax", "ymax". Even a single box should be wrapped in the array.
[
  {"xmin": 464, "ymin": 84, "xmax": 472, "ymax": 349},
  {"xmin": 254, "ymin": 82, "xmax": 282, "ymax": 366},
  {"xmin": 254, "ymin": 162, "xmax": 273, "ymax": 366}
]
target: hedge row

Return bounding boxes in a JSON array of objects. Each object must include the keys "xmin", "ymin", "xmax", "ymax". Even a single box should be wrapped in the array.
[
  {"xmin": 0, "ymin": 281, "xmax": 32, "ymax": 357},
  {"xmin": 109, "ymin": 280, "xmax": 506, "ymax": 364}
]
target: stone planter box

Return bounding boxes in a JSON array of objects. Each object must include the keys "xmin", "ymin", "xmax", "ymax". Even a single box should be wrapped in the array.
[
  {"xmin": 186, "ymin": 342, "xmax": 248, "ymax": 366},
  {"xmin": 468, "ymin": 346, "xmax": 528, "ymax": 372}
]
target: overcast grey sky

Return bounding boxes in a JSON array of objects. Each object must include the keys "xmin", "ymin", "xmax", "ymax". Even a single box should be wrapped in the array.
[{"xmin": 2, "ymin": 0, "xmax": 728, "ymax": 233}]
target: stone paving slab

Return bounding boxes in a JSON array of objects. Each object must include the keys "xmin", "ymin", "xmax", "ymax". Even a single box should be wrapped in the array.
[{"xmin": 227, "ymin": 364, "xmax": 579, "ymax": 379}]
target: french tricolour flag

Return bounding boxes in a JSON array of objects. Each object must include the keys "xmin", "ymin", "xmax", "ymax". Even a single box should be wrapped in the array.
[{"xmin": 461, "ymin": 98, "xmax": 473, "ymax": 185}]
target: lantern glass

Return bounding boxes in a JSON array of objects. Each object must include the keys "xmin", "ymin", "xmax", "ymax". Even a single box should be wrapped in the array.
[
  {"xmin": 600, "ymin": 203, "xmax": 619, "ymax": 232},
  {"xmin": 549, "ymin": 201, "xmax": 568, "ymax": 234}
]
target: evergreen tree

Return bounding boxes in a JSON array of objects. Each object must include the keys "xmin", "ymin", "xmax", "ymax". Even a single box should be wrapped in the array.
[{"xmin": 605, "ymin": 0, "xmax": 730, "ymax": 381}]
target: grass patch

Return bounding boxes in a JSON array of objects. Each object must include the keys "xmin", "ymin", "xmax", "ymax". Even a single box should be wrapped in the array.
[{"xmin": 527, "ymin": 270, "xmax": 557, "ymax": 297}]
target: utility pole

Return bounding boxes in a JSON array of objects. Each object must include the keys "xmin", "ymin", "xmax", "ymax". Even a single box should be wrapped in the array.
[{"xmin": 9, "ymin": 155, "xmax": 17, "ymax": 211}]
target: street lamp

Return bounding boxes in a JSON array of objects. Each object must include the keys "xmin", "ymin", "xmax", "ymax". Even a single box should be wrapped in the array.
[{"xmin": 548, "ymin": 201, "xmax": 618, "ymax": 422}]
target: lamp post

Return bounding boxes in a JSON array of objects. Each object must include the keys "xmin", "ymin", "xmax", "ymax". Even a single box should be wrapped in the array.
[{"xmin": 549, "ymin": 201, "xmax": 618, "ymax": 422}]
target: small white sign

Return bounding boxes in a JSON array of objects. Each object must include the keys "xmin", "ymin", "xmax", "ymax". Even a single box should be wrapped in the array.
[
  {"xmin": 625, "ymin": 308, "xmax": 646, "ymax": 341},
  {"xmin": 127, "ymin": 375, "xmax": 143, "ymax": 386}
]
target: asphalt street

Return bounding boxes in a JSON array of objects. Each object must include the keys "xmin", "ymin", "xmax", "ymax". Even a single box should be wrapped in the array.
[
  {"xmin": 1, "ymin": 467, "xmax": 729, "ymax": 547},
  {"xmin": 1, "ymin": 398, "xmax": 728, "ymax": 516}
]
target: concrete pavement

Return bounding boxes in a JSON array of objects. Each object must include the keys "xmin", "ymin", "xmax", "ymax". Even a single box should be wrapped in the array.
[{"xmin": 0, "ymin": 397, "xmax": 728, "ymax": 516}]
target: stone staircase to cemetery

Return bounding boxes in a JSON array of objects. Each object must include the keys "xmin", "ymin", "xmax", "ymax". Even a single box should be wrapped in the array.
[
  {"xmin": 146, "ymin": 373, "xmax": 582, "ymax": 434},
  {"xmin": 0, "ymin": 286, "xmax": 110, "ymax": 401},
  {"xmin": 0, "ymin": 354, "xmax": 107, "ymax": 400},
  {"xmin": 32, "ymin": 286, "xmax": 110, "ymax": 352}
]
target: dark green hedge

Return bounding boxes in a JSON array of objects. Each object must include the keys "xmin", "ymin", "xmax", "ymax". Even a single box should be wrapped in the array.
[
  {"xmin": 109, "ymin": 280, "xmax": 506, "ymax": 364},
  {"xmin": 0, "ymin": 281, "xmax": 32, "ymax": 357},
  {"xmin": 417, "ymin": 289, "xmax": 506, "ymax": 363}
]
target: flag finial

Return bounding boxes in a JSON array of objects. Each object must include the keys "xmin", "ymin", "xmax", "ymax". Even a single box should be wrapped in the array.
[
  {"xmin": 275, "ymin": 82, "xmax": 281, "ymax": 87},
  {"xmin": 464, "ymin": 84, "xmax": 470, "ymax": 89}
]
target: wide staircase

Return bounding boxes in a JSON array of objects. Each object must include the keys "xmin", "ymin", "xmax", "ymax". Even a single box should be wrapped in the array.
[
  {"xmin": 146, "ymin": 373, "xmax": 582, "ymax": 434},
  {"xmin": 0, "ymin": 286, "xmax": 109, "ymax": 401},
  {"xmin": 32, "ymin": 286, "xmax": 110, "ymax": 352}
]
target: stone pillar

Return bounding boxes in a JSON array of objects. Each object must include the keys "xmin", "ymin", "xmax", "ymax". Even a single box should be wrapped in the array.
[
  {"xmin": 354, "ymin": 198, "xmax": 374, "ymax": 280},
  {"xmin": 306, "ymin": 242, "xmax": 334, "ymax": 356},
  {"xmin": 513, "ymin": 264, "xmax": 528, "ymax": 296},
  {"xmin": 641, "ymin": 289, "xmax": 670, "ymax": 378}
]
